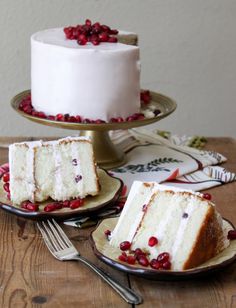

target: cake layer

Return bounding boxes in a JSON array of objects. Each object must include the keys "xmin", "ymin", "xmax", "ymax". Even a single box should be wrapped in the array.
[
  {"xmin": 110, "ymin": 181, "xmax": 229, "ymax": 270},
  {"xmin": 9, "ymin": 137, "xmax": 99, "ymax": 204},
  {"xmin": 31, "ymin": 28, "xmax": 140, "ymax": 121}
]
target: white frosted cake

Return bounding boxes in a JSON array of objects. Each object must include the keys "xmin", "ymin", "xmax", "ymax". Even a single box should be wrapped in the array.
[
  {"xmin": 31, "ymin": 27, "xmax": 140, "ymax": 121},
  {"xmin": 9, "ymin": 137, "xmax": 99, "ymax": 205},
  {"xmin": 110, "ymin": 181, "xmax": 229, "ymax": 270}
]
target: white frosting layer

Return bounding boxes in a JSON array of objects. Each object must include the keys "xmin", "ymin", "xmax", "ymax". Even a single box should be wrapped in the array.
[{"xmin": 31, "ymin": 28, "xmax": 140, "ymax": 121}]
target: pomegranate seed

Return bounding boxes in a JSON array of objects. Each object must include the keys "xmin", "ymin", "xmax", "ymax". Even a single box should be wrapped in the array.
[
  {"xmin": 75, "ymin": 175, "xmax": 82, "ymax": 183},
  {"xmin": 48, "ymin": 115, "xmax": 55, "ymax": 120},
  {"xmin": 62, "ymin": 200, "xmax": 70, "ymax": 207},
  {"xmin": 21, "ymin": 201, "xmax": 29, "ymax": 209},
  {"xmin": 3, "ymin": 182, "xmax": 10, "ymax": 193},
  {"xmin": 138, "ymin": 255, "xmax": 149, "ymax": 267},
  {"xmin": 70, "ymin": 199, "xmax": 84, "ymax": 209},
  {"xmin": 150, "ymin": 259, "xmax": 161, "ymax": 270},
  {"xmin": 110, "ymin": 29, "xmax": 118, "ymax": 35},
  {"xmin": 7, "ymin": 192, "xmax": 11, "ymax": 200},
  {"xmin": 203, "ymin": 193, "xmax": 212, "ymax": 200},
  {"xmin": 104, "ymin": 230, "xmax": 111, "ymax": 237},
  {"xmin": 76, "ymin": 115, "xmax": 82, "ymax": 122},
  {"xmin": 227, "ymin": 230, "xmax": 236, "ymax": 240},
  {"xmin": 44, "ymin": 203, "xmax": 62, "ymax": 212},
  {"xmin": 78, "ymin": 34, "xmax": 88, "ymax": 45},
  {"xmin": 126, "ymin": 116, "xmax": 135, "ymax": 122},
  {"xmin": 99, "ymin": 32, "xmax": 109, "ymax": 42},
  {"xmin": 3, "ymin": 172, "xmax": 10, "ymax": 183},
  {"xmin": 26, "ymin": 203, "xmax": 39, "ymax": 212},
  {"xmin": 162, "ymin": 261, "xmax": 171, "ymax": 270},
  {"xmin": 110, "ymin": 118, "xmax": 118, "ymax": 123},
  {"xmin": 157, "ymin": 252, "xmax": 170, "ymax": 263},
  {"xmin": 120, "ymin": 241, "xmax": 131, "ymax": 251},
  {"xmin": 117, "ymin": 117, "xmax": 124, "ymax": 123},
  {"xmin": 134, "ymin": 248, "xmax": 145, "ymax": 259},
  {"xmin": 91, "ymin": 38, "xmax": 100, "ymax": 46},
  {"xmin": 127, "ymin": 256, "xmax": 136, "ymax": 265},
  {"xmin": 68, "ymin": 116, "xmax": 77, "ymax": 122},
  {"xmin": 116, "ymin": 201, "xmax": 125, "ymax": 210},
  {"xmin": 56, "ymin": 114, "xmax": 64, "ymax": 121},
  {"xmin": 85, "ymin": 19, "xmax": 91, "ymax": 26},
  {"xmin": 83, "ymin": 118, "xmax": 91, "ymax": 123},
  {"xmin": 108, "ymin": 37, "xmax": 118, "ymax": 43},
  {"xmin": 118, "ymin": 252, "xmax": 128, "ymax": 262},
  {"xmin": 101, "ymin": 25, "xmax": 111, "ymax": 32},
  {"xmin": 38, "ymin": 112, "xmax": 46, "ymax": 118},
  {"xmin": 137, "ymin": 114, "xmax": 145, "ymax": 120},
  {"xmin": 148, "ymin": 236, "xmax": 158, "ymax": 247},
  {"xmin": 140, "ymin": 90, "xmax": 151, "ymax": 104}
]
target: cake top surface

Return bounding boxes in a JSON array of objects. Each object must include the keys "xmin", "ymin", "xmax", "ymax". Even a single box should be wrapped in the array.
[
  {"xmin": 9, "ymin": 136, "xmax": 91, "ymax": 149},
  {"xmin": 31, "ymin": 28, "xmax": 138, "ymax": 51}
]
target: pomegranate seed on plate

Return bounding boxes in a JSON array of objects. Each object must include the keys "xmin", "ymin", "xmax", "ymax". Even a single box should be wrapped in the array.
[
  {"xmin": 148, "ymin": 236, "xmax": 158, "ymax": 247},
  {"xmin": 120, "ymin": 241, "xmax": 131, "ymax": 251}
]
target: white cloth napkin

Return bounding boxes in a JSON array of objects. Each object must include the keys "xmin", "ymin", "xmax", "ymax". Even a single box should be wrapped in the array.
[{"xmin": 111, "ymin": 128, "xmax": 235, "ymax": 192}]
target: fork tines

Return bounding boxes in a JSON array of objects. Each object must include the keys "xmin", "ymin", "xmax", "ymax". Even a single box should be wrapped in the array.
[{"xmin": 37, "ymin": 219, "xmax": 73, "ymax": 253}]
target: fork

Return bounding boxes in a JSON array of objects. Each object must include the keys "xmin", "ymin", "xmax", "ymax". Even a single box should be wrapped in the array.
[{"xmin": 37, "ymin": 219, "xmax": 142, "ymax": 305}]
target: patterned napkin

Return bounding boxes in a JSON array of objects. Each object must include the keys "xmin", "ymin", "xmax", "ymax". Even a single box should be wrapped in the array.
[{"xmin": 64, "ymin": 128, "xmax": 235, "ymax": 227}]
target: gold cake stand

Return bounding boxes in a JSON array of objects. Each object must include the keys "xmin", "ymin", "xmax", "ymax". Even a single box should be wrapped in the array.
[{"xmin": 11, "ymin": 90, "xmax": 177, "ymax": 169}]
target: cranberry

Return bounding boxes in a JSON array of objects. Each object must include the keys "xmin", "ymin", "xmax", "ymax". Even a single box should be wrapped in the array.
[
  {"xmin": 148, "ymin": 236, "xmax": 158, "ymax": 247},
  {"xmin": 118, "ymin": 252, "xmax": 128, "ymax": 262},
  {"xmin": 202, "ymin": 193, "xmax": 212, "ymax": 200},
  {"xmin": 138, "ymin": 255, "xmax": 149, "ymax": 267},
  {"xmin": 157, "ymin": 252, "xmax": 170, "ymax": 263},
  {"xmin": 162, "ymin": 261, "xmax": 171, "ymax": 270},
  {"xmin": 3, "ymin": 172, "xmax": 10, "ymax": 183},
  {"xmin": 120, "ymin": 241, "xmax": 131, "ymax": 251},
  {"xmin": 70, "ymin": 199, "xmax": 84, "ymax": 209},
  {"xmin": 150, "ymin": 259, "xmax": 161, "ymax": 270},
  {"xmin": 3, "ymin": 182, "xmax": 10, "ymax": 193},
  {"xmin": 227, "ymin": 230, "xmax": 236, "ymax": 240},
  {"xmin": 127, "ymin": 256, "xmax": 136, "ymax": 265}
]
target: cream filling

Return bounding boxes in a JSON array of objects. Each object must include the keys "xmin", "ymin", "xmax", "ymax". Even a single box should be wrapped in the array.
[
  {"xmin": 71, "ymin": 142, "xmax": 83, "ymax": 196},
  {"xmin": 53, "ymin": 144, "xmax": 63, "ymax": 200},
  {"xmin": 171, "ymin": 201, "xmax": 196, "ymax": 258}
]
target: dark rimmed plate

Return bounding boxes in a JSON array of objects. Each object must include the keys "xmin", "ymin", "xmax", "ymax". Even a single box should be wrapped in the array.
[
  {"xmin": 0, "ymin": 169, "xmax": 122, "ymax": 221},
  {"xmin": 90, "ymin": 217, "xmax": 236, "ymax": 280}
]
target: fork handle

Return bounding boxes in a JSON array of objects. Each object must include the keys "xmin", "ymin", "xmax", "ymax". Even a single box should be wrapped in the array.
[{"xmin": 74, "ymin": 255, "xmax": 142, "ymax": 305}]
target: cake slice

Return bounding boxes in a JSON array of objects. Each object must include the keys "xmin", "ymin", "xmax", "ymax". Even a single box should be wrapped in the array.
[
  {"xmin": 9, "ymin": 137, "xmax": 99, "ymax": 205},
  {"xmin": 110, "ymin": 181, "xmax": 229, "ymax": 270}
]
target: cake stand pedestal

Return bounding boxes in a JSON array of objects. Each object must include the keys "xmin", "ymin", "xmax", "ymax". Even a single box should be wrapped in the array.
[{"xmin": 11, "ymin": 90, "xmax": 176, "ymax": 169}]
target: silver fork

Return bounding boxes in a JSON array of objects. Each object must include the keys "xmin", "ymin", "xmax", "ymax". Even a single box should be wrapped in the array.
[{"xmin": 37, "ymin": 219, "xmax": 142, "ymax": 305}]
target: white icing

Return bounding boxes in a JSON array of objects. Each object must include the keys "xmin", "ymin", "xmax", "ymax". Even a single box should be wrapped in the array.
[{"xmin": 31, "ymin": 28, "xmax": 140, "ymax": 121}]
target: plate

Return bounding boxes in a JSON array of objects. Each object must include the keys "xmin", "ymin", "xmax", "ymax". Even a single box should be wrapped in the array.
[
  {"xmin": 90, "ymin": 217, "xmax": 236, "ymax": 280},
  {"xmin": 0, "ymin": 169, "xmax": 122, "ymax": 221}
]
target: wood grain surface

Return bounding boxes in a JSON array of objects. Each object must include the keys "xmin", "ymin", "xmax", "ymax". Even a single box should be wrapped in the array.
[{"xmin": 0, "ymin": 137, "xmax": 235, "ymax": 308}]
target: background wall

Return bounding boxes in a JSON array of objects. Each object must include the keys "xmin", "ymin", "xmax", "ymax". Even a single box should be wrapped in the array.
[{"xmin": 0, "ymin": 0, "xmax": 235, "ymax": 137}]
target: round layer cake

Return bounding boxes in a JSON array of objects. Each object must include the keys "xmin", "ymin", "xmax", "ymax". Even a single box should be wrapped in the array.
[{"xmin": 31, "ymin": 28, "xmax": 140, "ymax": 121}]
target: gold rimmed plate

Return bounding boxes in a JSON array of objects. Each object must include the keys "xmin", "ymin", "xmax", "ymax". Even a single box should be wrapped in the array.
[
  {"xmin": 90, "ymin": 217, "xmax": 236, "ymax": 280},
  {"xmin": 0, "ymin": 169, "xmax": 123, "ymax": 221}
]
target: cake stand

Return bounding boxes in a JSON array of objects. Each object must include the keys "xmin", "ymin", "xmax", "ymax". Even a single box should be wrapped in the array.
[{"xmin": 11, "ymin": 90, "xmax": 177, "ymax": 169}]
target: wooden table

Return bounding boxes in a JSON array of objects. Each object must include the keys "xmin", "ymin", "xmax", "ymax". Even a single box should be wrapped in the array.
[{"xmin": 0, "ymin": 137, "xmax": 235, "ymax": 308}]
